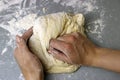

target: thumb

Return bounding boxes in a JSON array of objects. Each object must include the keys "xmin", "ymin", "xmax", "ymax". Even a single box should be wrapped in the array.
[{"xmin": 16, "ymin": 35, "xmax": 28, "ymax": 49}]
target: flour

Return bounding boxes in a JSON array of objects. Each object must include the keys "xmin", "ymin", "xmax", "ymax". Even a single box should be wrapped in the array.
[
  {"xmin": 0, "ymin": 60, "xmax": 5, "ymax": 65},
  {"xmin": 19, "ymin": 74, "xmax": 25, "ymax": 80},
  {"xmin": 1, "ymin": 47, "xmax": 7, "ymax": 55},
  {"xmin": 53, "ymin": 0, "xmax": 98, "ymax": 13},
  {"xmin": 8, "ymin": 14, "xmax": 36, "ymax": 30},
  {"xmin": 0, "ymin": 0, "xmax": 21, "ymax": 12},
  {"xmin": 86, "ymin": 19, "xmax": 105, "ymax": 42},
  {"xmin": 53, "ymin": 0, "xmax": 61, "ymax": 3},
  {"xmin": 0, "ymin": 0, "xmax": 105, "ymax": 80}
]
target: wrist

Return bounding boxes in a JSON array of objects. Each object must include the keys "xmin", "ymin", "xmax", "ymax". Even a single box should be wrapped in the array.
[
  {"xmin": 83, "ymin": 46, "xmax": 98, "ymax": 66},
  {"xmin": 89, "ymin": 47, "xmax": 103, "ymax": 67},
  {"xmin": 23, "ymin": 69, "xmax": 44, "ymax": 80}
]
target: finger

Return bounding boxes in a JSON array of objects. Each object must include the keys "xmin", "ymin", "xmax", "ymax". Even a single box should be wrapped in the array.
[
  {"xmin": 22, "ymin": 27, "xmax": 33, "ymax": 42},
  {"xmin": 72, "ymin": 32, "xmax": 86, "ymax": 39},
  {"xmin": 48, "ymin": 48, "xmax": 68, "ymax": 63},
  {"xmin": 14, "ymin": 47, "xmax": 21, "ymax": 62},
  {"xmin": 49, "ymin": 39, "xmax": 68, "ymax": 54},
  {"xmin": 57, "ymin": 33, "xmax": 77, "ymax": 43}
]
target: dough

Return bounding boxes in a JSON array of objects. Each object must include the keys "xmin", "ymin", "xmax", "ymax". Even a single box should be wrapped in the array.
[{"xmin": 29, "ymin": 12, "xmax": 85, "ymax": 73}]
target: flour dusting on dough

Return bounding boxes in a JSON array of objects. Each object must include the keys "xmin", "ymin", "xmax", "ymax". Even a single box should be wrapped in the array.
[{"xmin": 28, "ymin": 12, "xmax": 84, "ymax": 73}]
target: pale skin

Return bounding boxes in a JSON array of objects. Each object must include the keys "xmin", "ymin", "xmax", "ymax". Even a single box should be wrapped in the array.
[{"xmin": 14, "ymin": 27, "xmax": 120, "ymax": 80}]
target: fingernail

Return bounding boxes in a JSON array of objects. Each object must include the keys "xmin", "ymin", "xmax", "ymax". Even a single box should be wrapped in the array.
[{"xmin": 48, "ymin": 50, "xmax": 52, "ymax": 54}]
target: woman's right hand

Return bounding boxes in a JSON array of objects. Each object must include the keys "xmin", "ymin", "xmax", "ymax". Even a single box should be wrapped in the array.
[{"xmin": 48, "ymin": 32, "xmax": 97, "ymax": 66}]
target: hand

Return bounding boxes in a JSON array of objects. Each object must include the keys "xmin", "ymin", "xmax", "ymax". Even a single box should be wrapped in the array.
[
  {"xmin": 48, "ymin": 32, "xmax": 97, "ymax": 66},
  {"xmin": 14, "ymin": 27, "xmax": 44, "ymax": 80}
]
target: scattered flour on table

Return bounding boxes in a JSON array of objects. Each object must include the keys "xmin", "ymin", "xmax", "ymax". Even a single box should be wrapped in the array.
[
  {"xmin": 0, "ymin": 60, "xmax": 5, "ymax": 65},
  {"xmin": 19, "ymin": 74, "xmax": 25, "ymax": 80},
  {"xmin": 0, "ymin": 0, "xmax": 105, "ymax": 55},
  {"xmin": 1, "ymin": 47, "xmax": 7, "ymax": 55},
  {"xmin": 0, "ymin": 0, "xmax": 105, "ymax": 80}
]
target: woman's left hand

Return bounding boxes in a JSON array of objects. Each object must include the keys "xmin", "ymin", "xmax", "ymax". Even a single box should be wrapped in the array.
[{"xmin": 14, "ymin": 27, "xmax": 44, "ymax": 80}]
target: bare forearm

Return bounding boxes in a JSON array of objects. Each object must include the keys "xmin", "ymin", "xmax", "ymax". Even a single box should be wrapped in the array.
[
  {"xmin": 21, "ymin": 69, "xmax": 44, "ymax": 80},
  {"xmin": 91, "ymin": 47, "xmax": 120, "ymax": 73},
  {"xmin": 23, "ymin": 72, "xmax": 43, "ymax": 80}
]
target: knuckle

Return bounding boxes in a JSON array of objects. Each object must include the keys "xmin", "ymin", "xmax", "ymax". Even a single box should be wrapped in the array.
[
  {"xmin": 75, "ymin": 32, "xmax": 80, "ymax": 37},
  {"xmin": 65, "ymin": 43, "xmax": 72, "ymax": 50},
  {"xmin": 69, "ymin": 35, "xmax": 76, "ymax": 42},
  {"xmin": 72, "ymin": 32, "xmax": 80, "ymax": 38},
  {"xmin": 50, "ymin": 39, "xmax": 55, "ymax": 46},
  {"xmin": 77, "ymin": 32, "xmax": 84, "ymax": 38}
]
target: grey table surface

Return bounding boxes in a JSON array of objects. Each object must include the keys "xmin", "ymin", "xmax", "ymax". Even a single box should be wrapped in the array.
[{"xmin": 0, "ymin": 0, "xmax": 120, "ymax": 80}]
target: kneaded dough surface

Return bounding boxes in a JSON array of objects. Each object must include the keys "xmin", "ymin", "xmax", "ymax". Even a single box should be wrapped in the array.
[{"xmin": 29, "ymin": 12, "xmax": 85, "ymax": 73}]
